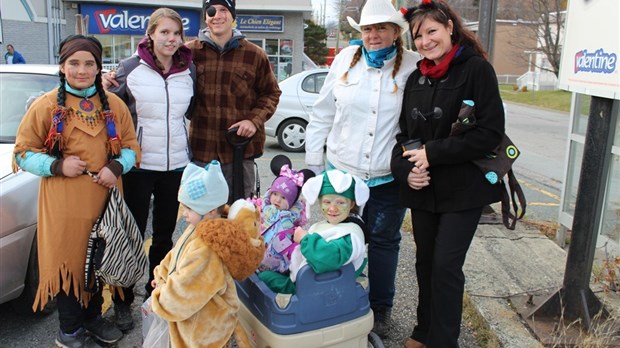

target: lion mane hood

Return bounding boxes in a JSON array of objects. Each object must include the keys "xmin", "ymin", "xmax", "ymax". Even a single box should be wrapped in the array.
[{"xmin": 197, "ymin": 201, "xmax": 264, "ymax": 280}]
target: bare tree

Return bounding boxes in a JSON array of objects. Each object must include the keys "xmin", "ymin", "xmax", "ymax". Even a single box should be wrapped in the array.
[
  {"xmin": 504, "ymin": 0, "xmax": 567, "ymax": 77},
  {"xmin": 338, "ymin": 0, "xmax": 366, "ymax": 41}
]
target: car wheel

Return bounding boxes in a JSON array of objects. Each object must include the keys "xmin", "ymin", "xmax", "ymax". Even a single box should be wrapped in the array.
[
  {"xmin": 11, "ymin": 235, "xmax": 56, "ymax": 315},
  {"xmin": 277, "ymin": 118, "xmax": 307, "ymax": 152}
]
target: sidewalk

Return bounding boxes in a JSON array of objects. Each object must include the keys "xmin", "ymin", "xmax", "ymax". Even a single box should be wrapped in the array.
[{"xmin": 464, "ymin": 219, "xmax": 620, "ymax": 347}]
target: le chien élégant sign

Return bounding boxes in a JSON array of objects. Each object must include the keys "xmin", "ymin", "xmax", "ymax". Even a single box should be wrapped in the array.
[{"xmin": 236, "ymin": 15, "xmax": 284, "ymax": 32}]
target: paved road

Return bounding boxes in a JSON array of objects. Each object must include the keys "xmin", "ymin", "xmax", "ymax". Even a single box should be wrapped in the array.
[
  {"xmin": 0, "ymin": 103, "xmax": 568, "ymax": 347},
  {"xmin": 503, "ymin": 103, "xmax": 569, "ymax": 223}
]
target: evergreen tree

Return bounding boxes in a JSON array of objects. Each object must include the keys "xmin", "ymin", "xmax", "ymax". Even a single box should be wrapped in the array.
[{"xmin": 304, "ymin": 20, "xmax": 329, "ymax": 66}]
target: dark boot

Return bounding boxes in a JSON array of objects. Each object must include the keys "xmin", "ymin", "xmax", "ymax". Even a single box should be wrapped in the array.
[
  {"xmin": 114, "ymin": 303, "xmax": 135, "ymax": 331},
  {"xmin": 83, "ymin": 317, "xmax": 123, "ymax": 343},
  {"xmin": 372, "ymin": 306, "xmax": 392, "ymax": 338}
]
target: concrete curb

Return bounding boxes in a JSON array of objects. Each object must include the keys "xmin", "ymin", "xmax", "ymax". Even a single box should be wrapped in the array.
[{"xmin": 464, "ymin": 222, "xmax": 566, "ymax": 347}]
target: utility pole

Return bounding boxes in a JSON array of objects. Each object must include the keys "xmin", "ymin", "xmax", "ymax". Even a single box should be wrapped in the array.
[
  {"xmin": 334, "ymin": 0, "xmax": 346, "ymax": 53},
  {"xmin": 323, "ymin": 0, "xmax": 327, "ymax": 27},
  {"xmin": 476, "ymin": 1, "xmax": 498, "ymax": 223},
  {"xmin": 477, "ymin": 0, "xmax": 498, "ymax": 63},
  {"xmin": 335, "ymin": 9, "xmax": 341, "ymax": 53}
]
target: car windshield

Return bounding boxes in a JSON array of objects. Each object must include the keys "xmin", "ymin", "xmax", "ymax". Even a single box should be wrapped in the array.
[{"xmin": 0, "ymin": 72, "xmax": 59, "ymax": 143}]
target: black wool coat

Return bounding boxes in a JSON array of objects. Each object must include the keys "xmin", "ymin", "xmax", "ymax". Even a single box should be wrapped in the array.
[{"xmin": 390, "ymin": 46, "xmax": 505, "ymax": 213}]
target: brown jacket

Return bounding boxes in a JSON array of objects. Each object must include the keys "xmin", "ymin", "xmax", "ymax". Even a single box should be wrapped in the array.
[{"xmin": 186, "ymin": 30, "xmax": 281, "ymax": 165}]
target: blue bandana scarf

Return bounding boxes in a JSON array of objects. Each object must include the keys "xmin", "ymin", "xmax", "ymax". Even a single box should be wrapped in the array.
[
  {"xmin": 350, "ymin": 40, "xmax": 397, "ymax": 68},
  {"xmin": 64, "ymin": 82, "xmax": 97, "ymax": 98}
]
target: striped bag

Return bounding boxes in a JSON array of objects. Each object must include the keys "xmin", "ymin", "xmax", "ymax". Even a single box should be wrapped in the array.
[{"xmin": 85, "ymin": 186, "xmax": 147, "ymax": 293}]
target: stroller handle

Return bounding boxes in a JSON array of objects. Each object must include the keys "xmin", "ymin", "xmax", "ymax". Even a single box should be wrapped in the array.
[
  {"xmin": 225, "ymin": 127, "xmax": 252, "ymax": 202},
  {"xmin": 225, "ymin": 127, "xmax": 252, "ymax": 147}
]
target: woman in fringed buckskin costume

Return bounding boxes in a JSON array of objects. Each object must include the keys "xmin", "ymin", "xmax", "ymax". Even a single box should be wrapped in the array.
[{"xmin": 12, "ymin": 35, "xmax": 140, "ymax": 347}]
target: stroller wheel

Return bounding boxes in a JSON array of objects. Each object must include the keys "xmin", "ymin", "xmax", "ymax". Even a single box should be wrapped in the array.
[{"xmin": 368, "ymin": 331, "xmax": 385, "ymax": 348}]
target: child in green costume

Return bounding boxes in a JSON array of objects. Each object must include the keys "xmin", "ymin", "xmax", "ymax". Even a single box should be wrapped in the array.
[{"xmin": 259, "ymin": 169, "xmax": 370, "ymax": 294}]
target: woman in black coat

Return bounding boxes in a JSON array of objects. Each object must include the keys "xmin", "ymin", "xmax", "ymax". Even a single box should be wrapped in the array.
[{"xmin": 391, "ymin": 1, "xmax": 505, "ymax": 347}]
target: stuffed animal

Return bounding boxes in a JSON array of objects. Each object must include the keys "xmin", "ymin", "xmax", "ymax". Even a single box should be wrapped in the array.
[{"xmin": 201, "ymin": 199, "xmax": 264, "ymax": 280}]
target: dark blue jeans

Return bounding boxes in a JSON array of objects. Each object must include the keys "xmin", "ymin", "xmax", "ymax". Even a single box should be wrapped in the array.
[
  {"xmin": 57, "ymin": 285, "xmax": 103, "ymax": 334},
  {"xmin": 114, "ymin": 169, "xmax": 183, "ymax": 305},
  {"xmin": 362, "ymin": 180, "xmax": 406, "ymax": 309}
]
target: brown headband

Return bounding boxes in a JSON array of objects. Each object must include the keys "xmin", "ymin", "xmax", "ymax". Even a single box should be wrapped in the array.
[{"xmin": 59, "ymin": 37, "xmax": 102, "ymax": 69}]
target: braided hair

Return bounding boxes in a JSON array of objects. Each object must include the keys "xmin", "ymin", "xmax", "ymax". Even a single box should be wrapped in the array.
[
  {"xmin": 403, "ymin": 0, "xmax": 487, "ymax": 59},
  {"xmin": 47, "ymin": 35, "xmax": 119, "ymax": 157},
  {"xmin": 340, "ymin": 23, "xmax": 405, "ymax": 93}
]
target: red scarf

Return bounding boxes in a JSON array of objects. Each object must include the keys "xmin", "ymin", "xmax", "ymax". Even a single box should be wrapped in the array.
[{"xmin": 419, "ymin": 44, "xmax": 461, "ymax": 79}]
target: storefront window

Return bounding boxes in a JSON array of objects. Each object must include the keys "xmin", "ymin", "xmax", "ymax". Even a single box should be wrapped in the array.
[
  {"xmin": 114, "ymin": 35, "xmax": 133, "ymax": 62},
  {"xmin": 268, "ymin": 56, "xmax": 278, "ymax": 76},
  {"xmin": 253, "ymin": 38, "xmax": 294, "ymax": 82},
  {"xmin": 280, "ymin": 39, "xmax": 293, "ymax": 56},
  {"xmin": 95, "ymin": 35, "xmax": 141, "ymax": 70},
  {"xmin": 265, "ymin": 39, "xmax": 279, "ymax": 56},
  {"xmin": 278, "ymin": 57, "xmax": 293, "ymax": 81},
  {"xmin": 248, "ymin": 39, "xmax": 264, "ymax": 48},
  {"xmin": 98, "ymin": 36, "xmax": 114, "ymax": 66}
]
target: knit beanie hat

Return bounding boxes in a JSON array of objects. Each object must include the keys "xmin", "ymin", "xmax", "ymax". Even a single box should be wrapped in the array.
[
  {"xmin": 178, "ymin": 161, "xmax": 229, "ymax": 215},
  {"xmin": 204, "ymin": 0, "xmax": 236, "ymax": 19},
  {"xmin": 269, "ymin": 164, "xmax": 304, "ymax": 207}
]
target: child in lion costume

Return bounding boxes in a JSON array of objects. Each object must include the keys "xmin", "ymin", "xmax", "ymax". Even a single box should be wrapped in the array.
[{"xmin": 150, "ymin": 161, "xmax": 264, "ymax": 348}]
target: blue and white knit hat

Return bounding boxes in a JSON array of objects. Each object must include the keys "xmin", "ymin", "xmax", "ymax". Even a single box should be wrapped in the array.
[{"xmin": 178, "ymin": 161, "xmax": 229, "ymax": 215}]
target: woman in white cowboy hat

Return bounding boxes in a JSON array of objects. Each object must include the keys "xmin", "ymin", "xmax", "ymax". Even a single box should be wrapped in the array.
[{"xmin": 304, "ymin": 0, "xmax": 421, "ymax": 339}]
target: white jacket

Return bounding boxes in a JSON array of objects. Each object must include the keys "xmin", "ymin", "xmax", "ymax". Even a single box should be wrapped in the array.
[
  {"xmin": 305, "ymin": 45, "xmax": 420, "ymax": 180},
  {"xmin": 114, "ymin": 57, "xmax": 194, "ymax": 171}
]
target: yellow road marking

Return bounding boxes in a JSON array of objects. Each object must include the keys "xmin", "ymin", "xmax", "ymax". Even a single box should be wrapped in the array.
[
  {"xmin": 528, "ymin": 202, "xmax": 560, "ymax": 207},
  {"xmin": 519, "ymin": 178, "xmax": 561, "ymax": 201}
]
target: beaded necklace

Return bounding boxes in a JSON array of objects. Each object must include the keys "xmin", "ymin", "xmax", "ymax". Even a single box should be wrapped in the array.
[
  {"xmin": 45, "ymin": 84, "xmax": 121, "ymax": 158},
  {"xmin": 65, "ymin": 82, "xmax": 97, "ymax": 112}
]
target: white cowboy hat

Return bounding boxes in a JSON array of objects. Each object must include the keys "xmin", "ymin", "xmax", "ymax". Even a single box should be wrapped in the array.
[{"xmin": 347, "ymin": 0, "xmax": 408, "ymax": 34}]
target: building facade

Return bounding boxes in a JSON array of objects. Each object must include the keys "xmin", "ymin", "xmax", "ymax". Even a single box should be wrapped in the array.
[{"xmin": 1, "ymin": 0, "xmax": 312, "ymax": 81}]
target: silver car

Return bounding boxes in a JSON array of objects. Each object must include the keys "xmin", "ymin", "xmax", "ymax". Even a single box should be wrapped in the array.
[
  {"xmin": 265, "ymin": 68, "xmax": 328, "ymax": 152},
  {"xmin": 0, "ymin": 64, "xmax": 60, "ymax": 310}
]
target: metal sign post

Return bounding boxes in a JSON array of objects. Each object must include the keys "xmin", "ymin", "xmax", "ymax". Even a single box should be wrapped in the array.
[{"xmin": 529, "ymin": 96, "xmax": 615, "ymax": 329}]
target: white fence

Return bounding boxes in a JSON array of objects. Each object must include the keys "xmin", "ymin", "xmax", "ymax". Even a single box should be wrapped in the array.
[
  {"xmin": 103, "ymin": 64, "xmax": 118, "ymax": 72},
  {"xmin": 517, "ymin": 70, "xmax": 559, "ymax": 91}
]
